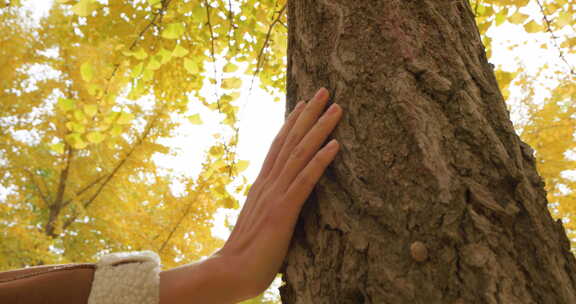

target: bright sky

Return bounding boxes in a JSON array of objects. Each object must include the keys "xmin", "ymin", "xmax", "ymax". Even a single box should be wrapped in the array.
[{"xmin": 16, "ymin": 0, "xmax": 575, "ymax": 241}]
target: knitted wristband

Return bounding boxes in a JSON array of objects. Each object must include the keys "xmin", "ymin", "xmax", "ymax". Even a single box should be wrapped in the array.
[{"xmin": 87, "ymin": 251, "xmax": 161, "ymax": 304}]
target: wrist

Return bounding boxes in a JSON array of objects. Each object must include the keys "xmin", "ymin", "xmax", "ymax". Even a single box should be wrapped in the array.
[{"xmin": 160, "ymin": 253, "xmax": 249, "ymax": 304}]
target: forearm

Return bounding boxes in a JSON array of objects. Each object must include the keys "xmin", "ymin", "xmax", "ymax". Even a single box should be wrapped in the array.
[{"xmin": 160, "ymin": 254, "xmax": 254, "ymax": 304}]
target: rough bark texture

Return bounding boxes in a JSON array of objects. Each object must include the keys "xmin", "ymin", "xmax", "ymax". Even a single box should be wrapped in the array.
[{"xmin": 280, "ymin": 1, "xmax": 576, "ymax": 303}]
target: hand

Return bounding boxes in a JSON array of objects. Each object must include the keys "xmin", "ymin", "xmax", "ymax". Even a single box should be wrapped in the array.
[
  {"xmin": 159, "ymin": 88, "xmax": 343, "ymax": 304},
  {"xmin": 219, "ymin": 87, "xmax": 342, "ymax": 298}
]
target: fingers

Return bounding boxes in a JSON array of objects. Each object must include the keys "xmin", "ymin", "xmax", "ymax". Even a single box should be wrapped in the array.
[
  {"xmin": 281, "ymin": 140, "xmax": 340, "ymax": 219},
  {"xmin": 267, "ymin": 88, "xmax": 331, "ymax": 182},
  {"xmin": 276, "ymin": 102, "xmax": 342, "ymax": 191}
]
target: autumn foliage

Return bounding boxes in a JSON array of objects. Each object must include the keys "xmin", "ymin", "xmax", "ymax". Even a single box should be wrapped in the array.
[{"xmin": 0, "ymin": 0, "xmax": 574, "ymax": 302}]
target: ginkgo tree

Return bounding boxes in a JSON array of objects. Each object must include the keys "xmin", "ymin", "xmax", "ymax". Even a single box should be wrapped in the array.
[
  {"xmin": 0, "ymin": 0, "xmax": 574, "ymax": 302},
  {"xmin": 0, "ymin": 0, "xmax": 289, "ymax": 270}
]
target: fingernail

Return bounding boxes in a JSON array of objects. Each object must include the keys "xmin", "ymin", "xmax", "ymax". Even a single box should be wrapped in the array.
[
  {"xmin": 327, "ymin": 103, "xmax": 339, "ymax": 114},
  {"xmin": 295, "ymin": 101, "xmax": 305, "ymax": 110},
  {"xmin": 314, "ymin": 87, "xmax": 328, "ymax": 100},
  {"xmin": 327, "ymin": 139, "xmax": 339, "ymax": 151}
]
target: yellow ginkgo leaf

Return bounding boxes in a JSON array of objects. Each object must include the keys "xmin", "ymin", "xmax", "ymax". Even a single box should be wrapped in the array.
[
  {"xmin": 147, "ymin": 56, "xmax": 162, "ymax": 70},
  {"xmin": 235, "ymin": 160, "xmax": 250, "ymax": 173},
  {"xmin": 84, "ymin": 104, "xmax": 97, "ymax": 117},
  {"xmin": 80, "ymin": 62, "xmax": 94, "ymax": 82},
  {"xmin": 223, "ymin": 63, "xmax": 238, "ymax": 73},
  {"xmin": 221, "ymin": 77, "xmax": 242, "ymax": 90},
  {"xmin": 57, "ymin": 98, "xmax": 75, "ymax": 112},
  {"xmin": 72, "ymin": 0, "xmax": 97, "ymax": 17},
  {"xmin": 524, "ymin": 20, "xmax": 545, "ymax": 33},
  {"xmin": 188, "ymin": 114, "xmax": 203, "ymax": 125},
  {"xmin": 65, "ymin": 133, "xmax": 88, "ymax": 149},
  {"xmin": 509, "ymin": 11, "xmax": 529, "ymax": 24},
  {"xmin": 134, "ymin": 47, "xmax": 148, "ymax": 60},
  {"xmin": 209, "ymin": 146, "xmax": 224, "ymax": 157},
  {"xmin": 49, "ymin": 143, "xmax": 65, "ymax": 154},
  {"xmin": 117, "ymin": 112, "xmax": 134, "ymax": 124},
  {"xmin": 86, "ymin": 132, "xmax": 105, "ymax": 144},
  {"xmin": 556, "ymin": 12, "xmax": 572, "ymax": 28},
  {"xmin": 184, "ymin": 58, "xmax": 200, "ymax": 74},
  {"xmin": 220, "ymin": 197, "xmax": 238, "ymax": 209},
  {"xmin": 172, "ymin": 45, "xmax": 189, "ymax": 57},
  {"xmin": 161, "ymin": 23, "xmax": 186, "ymax": 39},
  {"xmin": 131, "ymin": 62, "xmax": 144, "ymax": 78},
  {"xmin": 109, "ymin": 125, "xmax": 122, "ymax": 137}
]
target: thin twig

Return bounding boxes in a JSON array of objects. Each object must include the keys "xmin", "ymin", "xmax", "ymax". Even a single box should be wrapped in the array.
[
  {"xmin": 204, "ymin": 0, "xmax": 238, "ymax": 177},
  {"xmin": 102, "ymin": 0, "xmax": 172, "ymax": 99},
  {"xmin": 158, "ymin": 189, "xmax": 202, "ymax": 253},
  {"xmin": 24, "ymin": 170, "xmax": 51, "ymax": 207},
  {"xmin": 535, "ymin": 0, "xmax": 576, "ymax": 76},
  {"xmin": 248, "ymin": 3, "xmax": 287, "ymax": 92}
]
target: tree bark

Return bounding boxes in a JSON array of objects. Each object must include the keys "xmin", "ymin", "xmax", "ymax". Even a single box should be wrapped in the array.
[{"xmin": 280, "ymin": 1, "xmax": 576, "ymax": 303}]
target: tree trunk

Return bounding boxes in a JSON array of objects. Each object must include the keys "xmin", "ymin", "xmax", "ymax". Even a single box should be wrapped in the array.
[{"xmin": 280, "ymin": 1, "xmax": 576, "ymax": 303}]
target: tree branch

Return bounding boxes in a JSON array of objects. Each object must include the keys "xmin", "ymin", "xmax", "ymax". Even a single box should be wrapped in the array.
[
  {"xmin": 45, "ymin": 145, "xmax": 73, "ymax": 237},
  {"xmin": 61, "ymin": 173, "xmax": 108, "ymax": 209},
  {"xmin": 62, "ymin": 108, "xmax": 165, "ymax": 230}
]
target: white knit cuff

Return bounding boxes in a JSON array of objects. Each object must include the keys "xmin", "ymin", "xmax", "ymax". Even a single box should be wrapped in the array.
[{"xmin": 87, "ymin": 250, "xmax": 161, "ymax": 304}]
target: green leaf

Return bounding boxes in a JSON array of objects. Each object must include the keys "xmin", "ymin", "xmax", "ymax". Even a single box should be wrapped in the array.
[
  {"xmin": 223, "ymin": 62, "xmax": 238, "ymax": 73},
  {"xmin": 161, "ymin": 23, "xmax": 186, "ymax": 40},
  {"xmin": 188, "ymin": 114, "xmax": 203, "ymax": 125},
  {"xmin": 148, "ymin": 0, "xmax": 161, "ymax": 5},
  {"xmin": 172, "ymin": 44, "xmax": 189, "ymax": 57},
  {"xmin": 58, "ymin": 98, "xmax": 76, "ymax": 112},
  {"xmin": 221, "ymin": 77, "xmax": 242, "ymax": 89},
  {"xmin": 184, "ymin": 58, "xmax": 200, "ymax": 74},
  {"xmin": 86, "ymin": 131, "xmax": 105, "ymax": 144},
  {"xmin": 80, "ymin": 62, "xmax": 94, "ymax": 82}
]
